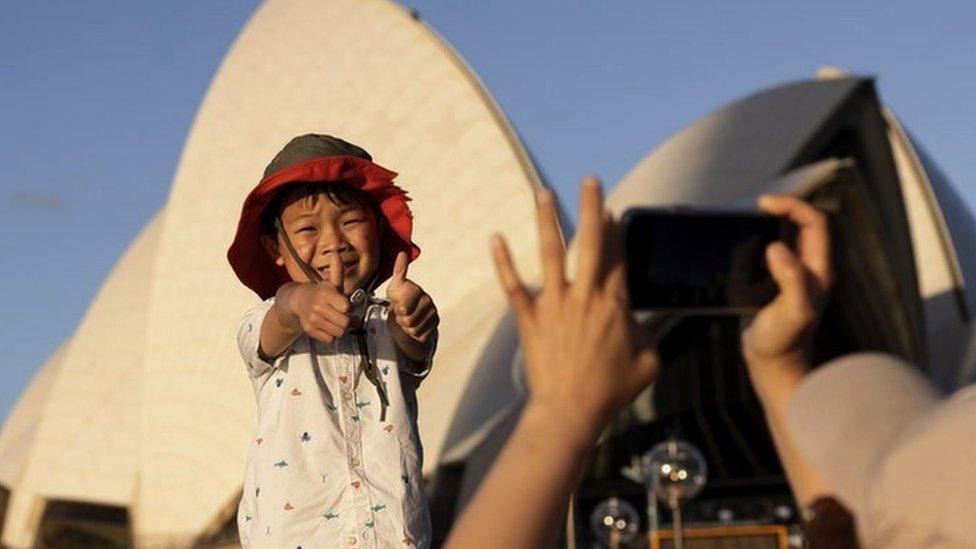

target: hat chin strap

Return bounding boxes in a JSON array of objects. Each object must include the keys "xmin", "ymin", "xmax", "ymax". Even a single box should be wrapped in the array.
[
  {"xmin": 275, "ymin": 217, "xmax": 323, "ymax": 284},
  {"xmin": 275, "ymin": 216, "xmax": 380, "ymax": 297}
]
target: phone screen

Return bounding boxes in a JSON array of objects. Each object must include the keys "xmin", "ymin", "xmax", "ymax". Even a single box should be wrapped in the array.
[{"xmin": 624, "ymin": 209, "xmax": 794, "ymax": 311}]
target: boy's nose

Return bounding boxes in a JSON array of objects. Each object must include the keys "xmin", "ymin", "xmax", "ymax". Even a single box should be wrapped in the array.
[
  {"xmin": 318, "ymin": 237, "xmax": 350, "ymax": 255},
  {"xmin": 316, "ymin": 227, "xmax": 349, "ymax": 252}
]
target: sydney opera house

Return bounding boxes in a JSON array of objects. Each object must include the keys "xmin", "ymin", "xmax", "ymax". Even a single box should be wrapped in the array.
[{"xmin": 1, "ymin": 0, "xmax": 973, "ymax": 547}]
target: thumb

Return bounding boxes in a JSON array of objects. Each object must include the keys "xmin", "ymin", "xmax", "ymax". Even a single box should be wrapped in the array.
[
  {"xmin": 387, "ymin": 252, "xmax": 408, "ymax": 302},
  {"xmin": 329, "ymin": 250, "xmax": 345, "ymax": 292},
  {"xmin": 629, "ymin": 346, "xmax": 660, "ymax": 395},
  {"xmin": 392, "ymin": 251, "xmax": 409, "ymax": 285},
  {"xmin": 766, "ymin": 241, "xmax": 808, "ymax": 311},
  {"xmin": 628, "ymin": 320, "xmax": 659, "ymax": 392},
  {"xmin": 761, "ymin": 241, "xmax": 817, "ymax": 341}
]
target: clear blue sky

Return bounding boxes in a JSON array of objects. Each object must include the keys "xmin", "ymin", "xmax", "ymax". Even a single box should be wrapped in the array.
[{"xmin": 1, "ymin": 1, "xmax": 974, "ymax": 420}]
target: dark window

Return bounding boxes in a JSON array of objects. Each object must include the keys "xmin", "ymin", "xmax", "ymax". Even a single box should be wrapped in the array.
[{"xmin": 38, "ymin": 500, "xmax": 132, "ymax": 549}]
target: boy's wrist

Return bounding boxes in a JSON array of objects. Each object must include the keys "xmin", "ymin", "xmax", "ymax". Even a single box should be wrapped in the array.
[
  {"xmin": 274, "ymin": 282, "xmax": 306, "ymax": 331},
  {"xmin": 387, "ymin": 316, "xmax": 433, "ymax": 359}
]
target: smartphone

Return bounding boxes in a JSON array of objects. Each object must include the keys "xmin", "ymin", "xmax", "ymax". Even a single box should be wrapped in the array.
[{"xmin": 622, "ymin": 208, "xmax": 796, "ymax": 312}]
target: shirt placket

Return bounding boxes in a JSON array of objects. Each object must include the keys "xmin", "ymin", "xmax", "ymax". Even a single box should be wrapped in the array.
[{"xmin": 338, "ymin": 336, "xmax": 377, "ymax": 549}]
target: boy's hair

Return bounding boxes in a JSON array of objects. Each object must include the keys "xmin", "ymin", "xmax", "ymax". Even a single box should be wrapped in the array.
[{"xmin": 261, "ymin": 182, "xmax": 380, "ymax": 237}]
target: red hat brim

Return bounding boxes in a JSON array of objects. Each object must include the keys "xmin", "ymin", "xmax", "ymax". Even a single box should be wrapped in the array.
[{"xmin": 227, "ymin": 155, "xmax": 420, "ymax": 299}]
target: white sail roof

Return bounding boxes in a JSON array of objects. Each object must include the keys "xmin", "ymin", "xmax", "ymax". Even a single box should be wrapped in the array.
[
  {"xmin": 0, "ymin": 346, "xmax": 65, "ymax": 489},
  {"xmin": 0, "ymin": 213, "xmax": 162, "ymax": 547}
]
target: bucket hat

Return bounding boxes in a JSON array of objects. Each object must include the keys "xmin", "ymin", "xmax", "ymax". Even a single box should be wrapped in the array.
[{"xmin": 228, "ymin": 134, "xmax": 420, "ymax": 299}]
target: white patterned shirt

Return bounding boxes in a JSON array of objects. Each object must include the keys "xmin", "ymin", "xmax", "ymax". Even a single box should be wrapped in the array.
[{"xmin": 236, "ymin": 298, "xmax": 432, "ymax": 548}]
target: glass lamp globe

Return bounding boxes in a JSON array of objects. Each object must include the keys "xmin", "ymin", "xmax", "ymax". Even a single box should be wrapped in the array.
[
  {"xmin": 589, "ymin": 497, "xmax": 640, "ymax": 547},
  {"xmin": 646, "ymin": 439, "xmax": 707, "ymax": 506}
]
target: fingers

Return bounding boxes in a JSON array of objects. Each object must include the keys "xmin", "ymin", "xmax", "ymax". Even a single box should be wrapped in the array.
[
  {"xmin": 765, "ymin": 241, "xmax": 815, "ymax": 325},
  {"xmin": 575, "ymin": 177, "xmax": 605, "ymax": 292},
  {"xmin": 328, "ymin": 250, "xmax": 345, "ymax": 291},
  {"xmin": 536, "ymin": 188, "xmax": 566, "ymax": 291},
  {"xmin": 313, "ymin": 298, "xmax": 352, "ymax": 327},
  {"xmin": 759, "ymin": 194, "xmax": 832, "ymax": 291},
  {"xmin": 398, "ymin": 298, "xmax": 437, "ymax": 330},
  {"xmin": 627, "ymin": 314, "xmax": 659, "ymax": 390},
  {"xmin": 412, "ymin": 309, "xmax": 440, "ymax": 336},
  {"xmin": 392, "ymin": 283, "xmax": 424, "ymax": 317},
  {"xmin": 299, "ymin": 283, "xmax": 351, "ymax": 343},
  {"xmin": 628, "ymin": 345, "xmax": 660, "ymax": 398},
  {"xmin": 393, "ymin": 251, "xmax": 409, "ymax": 284},
  {"xmin": 399, "ymin": 305, "xmax": 439, "ymax": 341},
  {"xmin": 304, "ymin": 311, "xmax": 350, "ymax": 343},
  {"xmin": 491, "ymin": 233, "xmax": 531, "ymax": 317},
  {"xmin": 314, "ymin": 283, "xmax": 351, "ymax": 314}
]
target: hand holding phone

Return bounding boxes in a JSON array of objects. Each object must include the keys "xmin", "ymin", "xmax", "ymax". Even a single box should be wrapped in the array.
[{"xmin": 741, "ymin": 194, "xmax": 833, "ymax": 378}]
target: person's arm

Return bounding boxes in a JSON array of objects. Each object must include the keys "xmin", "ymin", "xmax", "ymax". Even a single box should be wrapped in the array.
[
  {"xmin": 445, "ymin": 178, "xmax": 659, "ymax": 549},
  {"xmin": 447, "ymin": 404, "xmax": 599, "ymax": 548},
  {"xmin": 386, "ymin": 251, "xmax": 439, "ymax": 371},
  {"xmin": 751, "ymin": 364, "xmax": 833, "ymax": 507},
  {"xmin": 260, "ymin": 252, "xmax": 352, "ymax": 359},
  {"xmin": 741, "ymin": 194, "xmax": 834, "ymax": 507}
]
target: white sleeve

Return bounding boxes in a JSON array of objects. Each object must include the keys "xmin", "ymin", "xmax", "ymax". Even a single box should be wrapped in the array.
[
  {"xmin": 236, "ymin": 298, "xmax": 278, "ymax": 385},
  {"xmin": 787, "ymin": 353, "xmax": 939, "ymax": 519}
]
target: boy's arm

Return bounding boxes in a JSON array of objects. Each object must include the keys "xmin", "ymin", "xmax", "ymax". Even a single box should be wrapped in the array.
[
  {"xmin": 386, "ymin": 252, "xmax": 439, "ymax": 372},
  {"xmin": 258, "ymin": 283, "xmax": 305, "ymax": 360}
]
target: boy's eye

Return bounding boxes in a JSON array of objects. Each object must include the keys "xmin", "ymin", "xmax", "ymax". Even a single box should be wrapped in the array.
[
  {"xmin": 343, "ymin": 218, "xmax": 365, "ymax": 226},
  {"xmin": 296, "ymin": 226, "xmax": 316, "ymax": 234}
]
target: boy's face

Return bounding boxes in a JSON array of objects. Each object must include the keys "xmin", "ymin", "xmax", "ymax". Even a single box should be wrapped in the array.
[{"xmin": 263, "ymin": 191, "xmax": 381, "ymax": 295}]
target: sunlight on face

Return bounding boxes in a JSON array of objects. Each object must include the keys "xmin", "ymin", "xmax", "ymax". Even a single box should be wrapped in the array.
[{"xmin": 276, "ymin": 192, "xmax": 380, "ymax": 295}]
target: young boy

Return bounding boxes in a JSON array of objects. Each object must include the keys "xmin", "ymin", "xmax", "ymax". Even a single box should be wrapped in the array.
[{"xmin": 227, "ymin": 134, "xmax": 438, "ymax": 548}]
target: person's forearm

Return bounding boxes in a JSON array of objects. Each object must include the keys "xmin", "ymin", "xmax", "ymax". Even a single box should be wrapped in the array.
[
  {"xmin": 444, "ymin": 404, "xmax": 600, "ymax": 549},
  {"xmin": 259, "ymin": 283, "xmax": 305, "ymax": 359},
  {"xmin": 749, "ymin": 358, "xmax": 832, "ymax": 507}
]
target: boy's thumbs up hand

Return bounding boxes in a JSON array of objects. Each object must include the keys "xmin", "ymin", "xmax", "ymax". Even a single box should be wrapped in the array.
[
  {"xmin": 281, "ymin": 251, "xmax": 352, "ymax": 345},
  {"xmin": 387, "ymin": 252, "xmax": 439, "ymax": 348}
]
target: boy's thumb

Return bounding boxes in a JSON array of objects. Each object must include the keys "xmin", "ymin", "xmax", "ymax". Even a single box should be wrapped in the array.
[{"xmin": 393, "ymin": 251, "xmax": 409, "ymax": 283}]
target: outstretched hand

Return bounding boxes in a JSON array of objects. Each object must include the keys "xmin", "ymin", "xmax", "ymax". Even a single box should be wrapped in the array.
[
  {"xmin": 492, "ymin": 177, "xmax": 659, "ymax": 441},
  {"xmin": 443, "ymin": 178, "xmax": 658, "ymax": 549}
]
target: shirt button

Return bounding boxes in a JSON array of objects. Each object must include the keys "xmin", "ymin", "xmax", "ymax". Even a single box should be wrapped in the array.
[{"xmin": 346, "ymin": 535, "xmax": 357, "ymax": 545}]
